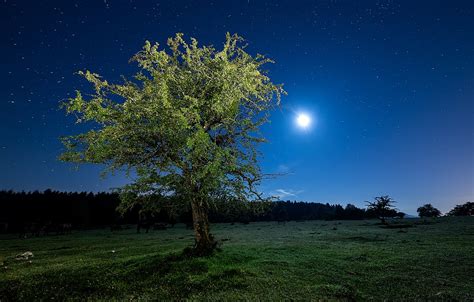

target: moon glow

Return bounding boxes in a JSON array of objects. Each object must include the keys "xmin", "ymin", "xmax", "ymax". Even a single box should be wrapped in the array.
[{"xmin": 296, "ymin": 113, "xmax": 311, "ymax": 128}]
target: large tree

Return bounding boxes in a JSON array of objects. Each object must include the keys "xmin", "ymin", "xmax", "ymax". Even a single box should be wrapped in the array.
[{"xmin": 60, "ymin": 33, "xmax": 284, "ymax": 255}]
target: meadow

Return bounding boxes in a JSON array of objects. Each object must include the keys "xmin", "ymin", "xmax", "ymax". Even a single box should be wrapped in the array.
[{"xmin": 1, "ymin": 217, "xmax": 473, "ymax": 301}]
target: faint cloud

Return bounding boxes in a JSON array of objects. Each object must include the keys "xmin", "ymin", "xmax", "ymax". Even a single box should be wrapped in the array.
[
  {"xmin": 272, "ymin": 188, "xmax": 304, "ymax": 199},
  {"xmin": 277, "ymin": 164, "xmax": 290, "ymax": 173},
  {"xmin": 276, "ymin": 163, "xmax": 296, "ymax": 175}
]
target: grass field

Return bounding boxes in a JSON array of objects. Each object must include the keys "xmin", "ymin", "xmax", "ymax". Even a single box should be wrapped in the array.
[{"xmin": 1, "ymin": 217, "xmax": 473, "ymax": 301}]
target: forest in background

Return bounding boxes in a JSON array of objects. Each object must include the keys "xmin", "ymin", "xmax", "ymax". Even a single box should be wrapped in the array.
[
  {"xmin": 1, "ymin": 190, "xmax": 470, "ymax": 233},
  {"xmin": 0, "ymin": 190, "xmax": 378, "ymax": 231}
]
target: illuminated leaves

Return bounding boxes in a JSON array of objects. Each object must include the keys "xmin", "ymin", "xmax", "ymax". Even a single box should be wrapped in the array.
[{"xmin": 60, "ymin": 33, "xmax": 284, "ymax": 210}]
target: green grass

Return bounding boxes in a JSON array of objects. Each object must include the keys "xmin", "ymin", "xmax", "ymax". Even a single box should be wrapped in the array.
[{"xmin": 1, "ymin": 217, "xmax": 473, "ymax": 301}]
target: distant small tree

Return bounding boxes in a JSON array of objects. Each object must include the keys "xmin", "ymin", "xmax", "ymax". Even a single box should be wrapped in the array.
[
  {"xmin": 417, "ymin": 203, "xmax": 441, "ymax": 218},
  {"xmin": 365, "ymin": 195, "xmax": 397, "ymax": 224},
  {"xmin": 447, "ymin": 202, "xmax": 473, "ymax": 216}
]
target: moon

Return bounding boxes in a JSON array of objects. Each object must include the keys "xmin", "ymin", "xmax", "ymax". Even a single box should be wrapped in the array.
[{"xmin": 296, "ymin": 113, "xmax": 311, "ymax": 128}]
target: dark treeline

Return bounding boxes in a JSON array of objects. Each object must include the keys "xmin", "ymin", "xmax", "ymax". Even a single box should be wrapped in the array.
[
  {"xmin": 209, "ymin": 201, "xmax": 369, "ymax": 223},
  {"xmin": 0, "ymin": 190, "xmax": 378, "ymax": 233},
  {"xmin": 0, "ymin": 190, "xmax": 136, "ymax": 232}
]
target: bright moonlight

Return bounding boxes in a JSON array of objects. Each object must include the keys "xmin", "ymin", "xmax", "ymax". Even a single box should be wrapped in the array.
[{"xmin": 296, "ymin": 113, "xmax": 311, "ymax": 128}]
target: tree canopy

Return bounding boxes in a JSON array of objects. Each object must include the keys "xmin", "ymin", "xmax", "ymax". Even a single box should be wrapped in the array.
[
  {"xmin": 60, "ymin": 33, "xmax": 284, "ymax": 254},
  {"xmin": 447, "ymin": 202, "xmax": 473, "ymax": 216},
  {"xmin": 417, "ymin": 203, "xmax": 441, "ymax": 218}
]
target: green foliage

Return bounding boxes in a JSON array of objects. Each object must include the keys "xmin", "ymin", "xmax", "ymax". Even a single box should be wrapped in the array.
[
  {"xmin": 417, "ymin": 203, "xmax": 442, "ymax": 218},
  {"xmin": 1, "ymin": 218, "xmax": 473, "ymax": 300},
  {"xmin": 60, "ymin": 33, "xmax": 284, "ymax": 214},
  {"xmin": 447, "ymin": 202, "xmax": 473, "ymax": 216}
]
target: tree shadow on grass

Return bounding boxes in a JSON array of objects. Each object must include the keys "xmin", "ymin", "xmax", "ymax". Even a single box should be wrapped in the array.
[
  {"xmin": 343, "ymin": 235, "xmax": 387, "ymax": 242},
  {"xmin": 0, "ymin": 252, "xmax": 251, "ymax": 301}
]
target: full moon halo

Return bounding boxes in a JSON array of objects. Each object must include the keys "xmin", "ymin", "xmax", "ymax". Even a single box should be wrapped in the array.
[{"xmin": 296, "ymin": 113, "xmax": 311, "ymax": 128}]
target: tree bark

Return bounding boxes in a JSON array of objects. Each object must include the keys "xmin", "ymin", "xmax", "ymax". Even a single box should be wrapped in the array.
[{"xmin": 190, "ymin": 198, "xmax": 216, "ymax": 256}]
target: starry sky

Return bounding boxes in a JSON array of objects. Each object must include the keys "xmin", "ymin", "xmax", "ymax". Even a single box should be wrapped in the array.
[{"xmin": 1, "ymin": 1, "xmax": 473, "ymax": 214}]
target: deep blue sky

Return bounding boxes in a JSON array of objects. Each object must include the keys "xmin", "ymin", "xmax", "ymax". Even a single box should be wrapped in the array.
[{"xmin": 1, "ymin": 1, "xmax": 473, "ymax": 214}]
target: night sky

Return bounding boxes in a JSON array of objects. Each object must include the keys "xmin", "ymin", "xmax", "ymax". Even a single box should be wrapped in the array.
[{"xmin": 1, "ymin": 1, "xmax": 473, "ymax": 214}]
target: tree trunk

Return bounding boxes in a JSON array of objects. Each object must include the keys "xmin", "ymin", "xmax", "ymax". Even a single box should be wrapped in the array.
[{"xmin": 190, "ymin": 199, "xmax": 216, "ymax": 256}]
